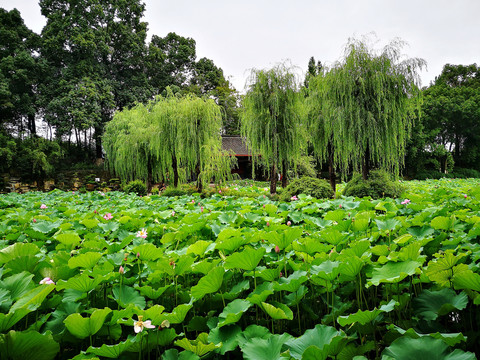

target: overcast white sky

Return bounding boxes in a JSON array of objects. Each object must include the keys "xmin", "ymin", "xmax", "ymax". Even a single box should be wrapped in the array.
[{"xmin": 2, "ymin": 0, "xmax": 479, "ymax": 92}]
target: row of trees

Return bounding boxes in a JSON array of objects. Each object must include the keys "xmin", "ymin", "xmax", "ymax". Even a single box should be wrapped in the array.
[{"xmin": 0, "ymin": 3, "xmax": 240, "ymax": 158}]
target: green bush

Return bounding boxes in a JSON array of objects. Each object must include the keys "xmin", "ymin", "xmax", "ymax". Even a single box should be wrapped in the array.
[
  {"xmin": 343, "ymin": 170, "xmax": 404, "ymax": 199},
  {"xmin": 280, "ymin": 176, "xmax": 333, "ymax": 201},
  {"xmin": 451, "ymin": 167, "xmax": 480, "ymax": 178},
  {"xmin": 162, "ymin": 187, "xmax": 187, "ymax": 197},
  {"xmin": 123, "ymin": 180, "xmax": 147, "ymax": 196}
]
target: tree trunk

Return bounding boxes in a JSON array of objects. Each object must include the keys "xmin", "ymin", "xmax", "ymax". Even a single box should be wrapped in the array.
[
  {"xmin": 362, "ymin": 143, "xmax": 370, "ymax": 180},
  {"xmin": 281, "ymin": 160, "xmax": 287, "ymax": 188},
  {"xmin": 195, "ymin": 163, "xmax": 203, "ymax": 192},
  {"xmin": 94, "ymin": 126, "xmax": 103, "ymax": 160},
  {"xmin": 27, "ymin": 114, "xmax": 36, "ymax": 136},
  {"xmin": 328, "ymin": 141, "xmax": 336, "ymax": 195},
  {"xmin": 270, "ymin": 163, "xmax": 277, "ymax": 194},
  {"xmin": 172, "ymin": 156, "xmax": 179, "ymax": 188},
  {"xmin": 147, "ymin": 158, "xmax": 153, "ymax": 193}
]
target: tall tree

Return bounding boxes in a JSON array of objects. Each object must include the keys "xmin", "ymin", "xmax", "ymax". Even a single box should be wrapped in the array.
[
  {"xmin": 39, "ymin": 0, "xmax": 149, "ymax": 158},
  {"xmin": 0, "ymin": 8, "xmax": 41, "ymax": 136},
  {"xmin": 241, "ymin": 64, "xmax": 304, "ymax": 194},
  {"xmin": 308, "ymin": 37, "xmax": 425, "ymax": 188},
  {"xmin": 103, "ymin": 92, "xmax": 236, "ymax": 191},
  {"xmin": 422, "ymin": 64, "xmax": 480, "ymax": 170}
]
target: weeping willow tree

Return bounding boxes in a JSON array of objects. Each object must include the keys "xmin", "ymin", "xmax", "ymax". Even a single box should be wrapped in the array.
[
  {"xmin": 103, "ymin": 92, "xmax": 236, "ymax": 191},
  {"xmin": 241, "ymin": 63, "xmax": 305, "ymax": 194},
  {"xmin": 307, "ymin": 37, "xmax": 425, "ymax": 191}
]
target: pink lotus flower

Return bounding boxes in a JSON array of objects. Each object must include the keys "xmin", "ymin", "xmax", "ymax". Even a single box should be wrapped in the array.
[
  {"xmin": 39, "ymin": 277, "xmax": 55, "ymax": 285},
  {"xmin": 401, "ymin": 199, "xmax": 411, "ymax": 205},
  {"xmin": 119, "ymin": 266, "xmax": 125, "ymax": 274},
  {"xmin": 172, "ymin": 210, "xmax": 175, "ymax": 216},
  {"xmin": 33, "ymin": 218, "xmax": 36, "ymax": 223},
  {"xmin": 200, "ymin": 206, "xmax": 204, "ymax": 212},
  {"xmin": 464, "ymin": 194, "xmax": 468, "ymax": 198},
  {"xmin": 103, "ymin": 213, "xmax": 113, "ymax": 220},
  {"xmin": 191, "ymin": 199, "xmax": 195, "ymax": 204},
  {"xmin": 133, "ymin": 315, "xmax": 155, "ymax": 333},
  {"xmin": 339, "ymin": 204, "xmax": 342, "ymax": 209},
  {"xmin": 266, "ymin": 222, "xmax": 270, "ymax": 227},
  {"xmin": 275, "ymin": 245, "xmax": 280, "ymax": 254},
  {"xmin": 136, "ymin": 228, "xmax": 147, "ymax": 238},
  {"xmin": 40, "ymin": 204, "xmax": 47, "ymax": 209},
  {"xmin": 287, "ymin": 221, "xmax": 291, "ymax": 226},
  {"xmin": 291, "ymin": 195, "xmax": 298, "ymax": 201},
  {"xmin": 234, "ymin": 187, "xmax": 238, "ymax": 190},
  {"xmin": 218, "ymin": 190, "xmax": 222, "ymax": 194}
]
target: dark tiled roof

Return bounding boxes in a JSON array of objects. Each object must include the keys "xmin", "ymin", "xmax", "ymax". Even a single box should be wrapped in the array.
[{"xmin": 222, "ymin": 136, "xmax": 251, "ymax": 156}]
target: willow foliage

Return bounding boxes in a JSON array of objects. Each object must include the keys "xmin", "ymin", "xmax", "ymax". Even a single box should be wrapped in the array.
[
  {"xmin": 307, "ymin": 37, "xmax": 426, "ymax": 179},
  {"xmin": 241, "ymin": 64, "xmax": 305, "ymax": 193},
  {"xmin": 103, "ymin": 93, "xmax": 236, "ymax": 188}
]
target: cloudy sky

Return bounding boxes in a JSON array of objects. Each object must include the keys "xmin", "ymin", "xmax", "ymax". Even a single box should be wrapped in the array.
[{"xmin": 2, "ymin": 0, "xmax": 479, "ymax": 92}]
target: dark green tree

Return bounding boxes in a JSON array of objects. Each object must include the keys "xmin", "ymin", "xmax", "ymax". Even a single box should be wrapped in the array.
[
  {"xmin": 241, "ymin": 63, "xmax": 305, "ymax": 194},
  {"xmin": 422, "ymin": 64, "xmax": 480, "ymax": 170},
  {"xmin": 308, "ymin": 37, "xmax": 425, "ymax": 191},
  {"xmin": 39, "ymin": 0, "xmax": 149, "ymax": 159},
  {"xmin": 0, "ymin": 8, "xmax": 41, "ymax": 136}
]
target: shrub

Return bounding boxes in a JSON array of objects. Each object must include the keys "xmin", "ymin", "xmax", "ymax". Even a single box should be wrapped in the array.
[
  {"xmin": 280, "ymin": 176, "xmax": 333, "ymax": 201},
  {"xmin": 451, "ymin": 167, "xmax": 480, "ymax": 178},
  {"xmin": 123, "ymin": 180, "xmax": 147, "ymax": 196},
  {"xmin": 162, "ymin": 187, "xmax": 187, "ymax": 197},
  {"xmin": 343, "ymin": 170, "xmax": 404, "ymax": 199}
]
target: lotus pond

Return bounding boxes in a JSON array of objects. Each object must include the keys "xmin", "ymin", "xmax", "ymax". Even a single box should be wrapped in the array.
[{"xmin": 0, "ymin": 179, "xmax": 479, "ymax": 359}]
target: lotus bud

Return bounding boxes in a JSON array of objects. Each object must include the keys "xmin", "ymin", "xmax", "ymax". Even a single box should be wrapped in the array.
[
  {"xmin": 275, "ymin": 245, "xmax": 280, "ymax": 254},
  {"xmin": 287, "ymin": 221, "xmax": 291, "ymax": 226},
  {"xmin": 119, "ymin": 266, "xmax": 125, "ymax": 274}
]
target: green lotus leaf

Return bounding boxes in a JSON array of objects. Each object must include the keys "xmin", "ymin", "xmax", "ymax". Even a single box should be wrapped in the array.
[
  {"xmin": 274, "ymin": 270, "xmax": 308, "ymax": 292},
  {"xmin": 218, "ymin": 299, "xmax": 252, "ymax": 327},
  {"xmin": 285, "ymin": 324, "xmax": 346, "ymax": 360},
  {"xmin": 191, "ymin": 259, "xmax": 221, "ymax": 275},
  {"xmin": 368, "ymin": 261, "xmax": 422, "ymax": 286},
  {"xmin": 389, "ymin": 325, "xmax": 467, "ymax": 347},
  {"xmin": 208, "ymin": 325, "xmax": 242, "ymax": 354},
  {"xmin": 244, "ymin": 212, "xmax": 262, "ymax": 223},
  {"xmin": 161, "ymin": 349, "xmax": 200, "ymax": 360},
  {"xmin": 132, "ymin": 243, "xmax": 163, "ymax": 261},
  {"xmin": 407, "ymin": 226, "xmax": 434, "ymax": 239},
  {"xmin": 127, "ymin": 328, "xmax": 178, "ymax": 352},
  {"xmin": 68, "ymin": 252, "xmax": 103, "ymax": 269},
  {"xmin": 0, "ymin": 243, "xmax": 40, "ymax": 264},
  {"xmin": 0, "ymin": 271, "xmax": 34, "ymax": 301},
  {"xmin": 320, "ymin": 229, "xmax": 345, "ymax": 246},
  {"xmin": 32, "ymin": 220, "xmax": 63, "ymax": 234},
  {"xmin": 98, "ymin": 221, "xmax": 119, "ymax": 233},
  {"xmin": 174, "ymin": 333, "xmax": 218, "ymax": 356},
  {"xmin": 187, "ymin": 240, "xmax": 213, "ymax": 256},
  {"xmin": 293, "ymin": 237, "xmax": 331, "ymax": 255},
  {"xmin": 56, "ymin": 273, "xmax": 105, "ymax": 292},
  {"xmin": 236, "ymin": 324, "xmax": 271, "ymax": 348},
  {"xmin": 431, "ymin": 216, "xmax": 455, "ymax": 231},
  {"xmin": 80, "ymin": 218, "xmax": 99, "ymax": 229},
  {"xmin": 284, "ymin": 285, "xmax": 308, "ymax": 306},
  {"xmin": 218, "ymin": 212, "xmax": 238, "ymax": 224},
  {"xmin": 351, "ymin": 218, "xmax": 370, "ymax": 232},
  {"xmin": 426, "ymin": 252, "xmax": 468, "ymax": 286},
  {"xmin": 191, "ymin": 266, "xmax": 224, "ymax": 301},
  {"xmin": 112, "ymin": 285, "xmax": 146, "ymax": 309},
  {"xmin": 264, "ymin": 204, "xmax": 278, "ymax": 217},
  {"xmin": 381, "ymin": 336, "xmax": 475, "ymax": 360},
  {"xmin": 240, "ymin": 333, "xmax": 292, "ymax": 360},
  {"xmin": 324, "ymin": 210, "xmax": 345, "ymax": 222},
  {"xmin": 413, "ymin": 289, "xmax": 468, "ymax": 321},
  {"xmin": 453, "ymin": 269, "xmax": 480, "ymax": 292},
  {"xmin": 0, "ymin": 330, "xmax": 60, "ymax": 360},
  {"xmin": 86, "ymin": 338, "xmax": 134, "ymax": 358},
  {"xmin": 142, "ymin": 304, "xmax": 166, "ymax": 323},
  {"xmin": 164, "ymin": 304, "xmax": 193, "ymax": 324},
  {"xmin": 224, "ymin": 247, "xmax": 265, "ymax": 271},
  {"xmin": 64, "ymin": 308, "xmax": 112, "ymax": 339},
  {"xmin": 174, "ymin": 256, "xmax": 195, "ymax": 276},
  {"xmin": 4, "ymin": 255, "xmax": 38, "ymax": 274},
  {"xmin": 70, "ymin": 353, "xmax": 100, "ymax": 360},
  {"xmin": 311, "ymin": 261, "xmax": 340, "ymax": 281},
  {"xmin": 55, "ymin": 233, "xmax": 82, "ymax": 247},
  {"xmin": 261, "ymin": 301, "xmax": 293, "ymax": 320},
  {"xmin": 246, "ymin": 282, "xmax": 274, "ymax": 305},
  {"xmin": 337, "ymin": 300, "xmax": 397, "ymax": 326},
  {"xmin": 375, "ymin": 218, "xmax": 401, "ymax": 232},
  {"xmin": 393, "ymin": 234, "xmax": 412, "ymax": 245},
  {"xmin": 137, "ymin": 285, "xmax": 170, "ymax": 300}
]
